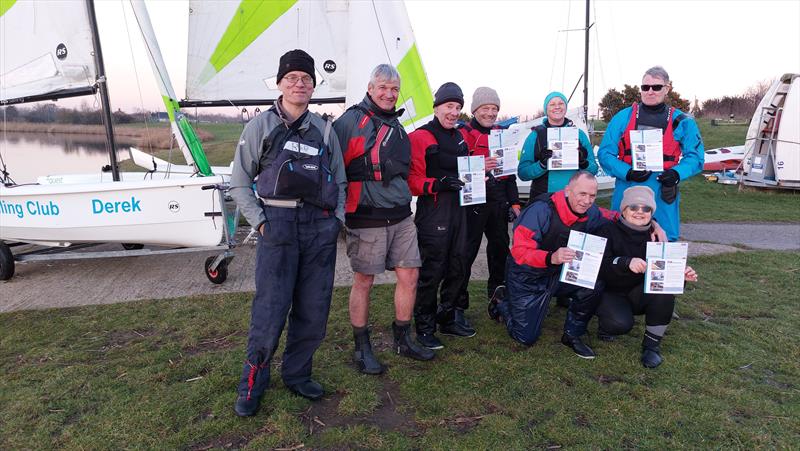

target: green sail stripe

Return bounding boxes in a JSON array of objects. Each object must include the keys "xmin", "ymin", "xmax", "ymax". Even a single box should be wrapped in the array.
[
  {"xmin": 397, "ymin": 44, "xmax": 434, "ymax": 129},
  {"xmin": 0, "ymin": 0, "xmax": 17, "ymax": 17},
  {"xmin": 209, "ymin": 0, "xmax": 297, "ymax": 74},
  {"xmin": 162, "ymin": 95, "xmax": 213, "ymax": 176}
]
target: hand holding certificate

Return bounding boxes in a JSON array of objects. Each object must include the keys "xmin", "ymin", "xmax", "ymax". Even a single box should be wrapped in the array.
[{"xmin": 559, "ymin": 230, "xmax": 607, "ymax": 289}]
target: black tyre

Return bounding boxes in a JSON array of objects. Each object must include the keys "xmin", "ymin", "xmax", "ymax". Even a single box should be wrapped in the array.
[
  {"xmin": 122, "ymin": 243, "xmax": 144, "ymax": 250},
  {"xmin": 204, "ymin": 256, "xmax": 228, "ymax": 284},
  {"xmin": 0, "ymin": 242, "xmax": 14, "ymax": 281}
]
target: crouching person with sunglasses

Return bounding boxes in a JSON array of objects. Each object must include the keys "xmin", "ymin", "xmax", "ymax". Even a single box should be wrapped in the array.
[
  {"xmin": 595, "ymin": 186, "xmax": 698, "ymax": 368},
  {"xmin": 597, "ymin": 66, "xmax": 704, "ymax": 242}
]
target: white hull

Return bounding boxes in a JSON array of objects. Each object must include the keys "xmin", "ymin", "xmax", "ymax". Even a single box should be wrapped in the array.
[
  {"xmin": 0, "ymin": 177, "xmax": 226, "ymax": 247},
  {"xmin": 35, "ymin": 148, "xmax": 233, "ymax": 186}
]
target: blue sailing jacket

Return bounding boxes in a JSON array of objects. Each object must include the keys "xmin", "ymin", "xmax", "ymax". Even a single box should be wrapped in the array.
[{"xmin": 597, "ymin": 105, "xmax": 704, "ymax": 241}]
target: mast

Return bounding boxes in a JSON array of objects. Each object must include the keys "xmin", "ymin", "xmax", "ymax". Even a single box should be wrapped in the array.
[
  {"xmin": 583, "ymin": 0, "xmax": 590, "ymax": 122},
  {"xmin": 86, "ymin": 0, "xmax": 120, "ymax": 181}
]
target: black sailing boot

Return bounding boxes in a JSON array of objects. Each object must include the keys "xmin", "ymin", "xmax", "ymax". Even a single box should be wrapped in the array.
[
  {"xmin": 392, "ymin": 322, "xmax": 435, "ymax": 360},
  {"xmin": 561, "ymin": 333, "xmax": 596, "ymax": 359},
  {"xmin": 353, "ymin": 327, "xmax": 385, "ymax": 375},
  {"xmin": 641, "ymin": 333, "xmax": 664, "ymax": 368}
]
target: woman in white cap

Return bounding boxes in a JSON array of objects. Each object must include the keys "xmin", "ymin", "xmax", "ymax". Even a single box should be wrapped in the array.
[{"xmin": 595, "ymin": 186, "xmax": 697, "ymax": 368}]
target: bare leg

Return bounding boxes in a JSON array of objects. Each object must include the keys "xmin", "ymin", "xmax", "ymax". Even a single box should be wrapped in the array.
[
  {"xmin": 349, "ymin": 272, "xmax": 375, "ymax": 327},
  {"xmin": 394, "ymin": 267, "xmax": 418, "ymax": 322}
]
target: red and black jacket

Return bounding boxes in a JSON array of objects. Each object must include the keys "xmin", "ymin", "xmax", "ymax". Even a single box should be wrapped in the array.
[{"xmin": 408, "ymin": 117, "xmax": 469, "ymax": 197}]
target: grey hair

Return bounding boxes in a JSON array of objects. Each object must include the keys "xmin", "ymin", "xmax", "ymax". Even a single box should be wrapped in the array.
[
  {"xmin": 568, "ymin": 170, "xmax": 596, "ymax": 185},
  {"xmin": 369, "ymin": 64, "xmax": 401, "ymax": 87},
  {"xmin": 643, "ymin": 66, "xmax": 670, "ymax": 83}
]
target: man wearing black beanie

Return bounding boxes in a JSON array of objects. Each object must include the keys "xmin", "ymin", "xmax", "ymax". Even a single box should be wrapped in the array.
[
  {"xmin": 408, "ymin": 82, "xmax": 475, "ymax": 350},
  {"xmin": 229, "ymin": 49, "xmax": 346, "ymax": 417}
]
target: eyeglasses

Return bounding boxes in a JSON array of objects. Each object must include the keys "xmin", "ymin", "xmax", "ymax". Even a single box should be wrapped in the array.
[
  {"xmin": 641, "ymin": 84, "xmax": 665, "ymax": 92},
  {"xmin": 628, "ymin": 204, "xmax": 653, "ymax": 213},
  {"xmin": 283, "ymin": 74, "xmax": 313, "ymax": 86}
]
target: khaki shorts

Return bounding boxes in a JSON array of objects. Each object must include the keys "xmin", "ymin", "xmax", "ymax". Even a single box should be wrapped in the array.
[{"xmin": 346, "ymin": 216, "xmax": 422, "ymax": 274}]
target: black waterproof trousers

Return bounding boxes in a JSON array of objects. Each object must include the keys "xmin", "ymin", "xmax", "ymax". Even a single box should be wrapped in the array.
[
  {"xmin": 595, "ymin": 283, "xmax": 675, "ymax": 335},
  {"xmin": 499, "ymin": 257, "xmax": 604, "ymax": 346},
  {"xmin": 236, "ymin": 205, "xmax": 341, "ymax": 400},
  {"xmin": 414, "ymin": 191, "xmax": 468, "ymax": 335},
  {"xmin": 458, "ymin": 200, "xmax": 510, "ymax": 307}
]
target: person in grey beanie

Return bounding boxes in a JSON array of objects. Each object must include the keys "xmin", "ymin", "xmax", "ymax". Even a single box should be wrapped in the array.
[{"xmin": 595, "ymin": 185, "xmax": 698, "ymax": 368}]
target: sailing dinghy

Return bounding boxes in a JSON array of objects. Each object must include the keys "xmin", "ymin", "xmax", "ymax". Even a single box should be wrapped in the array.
[{"xmin": 0, "ymin": 0, "xmax": 235, "ymax": 282}]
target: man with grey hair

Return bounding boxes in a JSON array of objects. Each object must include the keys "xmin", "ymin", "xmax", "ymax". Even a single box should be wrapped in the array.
[
  {"xmin": 598, "ymin": 65, "xmax": 704, "ymax": 241},
  {"xmin": 333, "ymin": 63, "xmax": 435, "ymax": 375}
]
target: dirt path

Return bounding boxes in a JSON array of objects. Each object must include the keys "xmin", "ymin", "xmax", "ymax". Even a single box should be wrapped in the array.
[{"xmin": 2, "ymin": 223, "xmax": 795, "ymax": 313}]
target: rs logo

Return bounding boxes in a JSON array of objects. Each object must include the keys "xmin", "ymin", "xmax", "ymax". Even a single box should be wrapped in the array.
[{"xmin": 168, "ymin": 201, "xmax": 180, "ymax": 213}]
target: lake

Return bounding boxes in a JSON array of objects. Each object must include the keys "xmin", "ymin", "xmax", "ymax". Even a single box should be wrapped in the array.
[{"xmin": 0, "ymin": 132, "xmax": 131, "ymax": 184}]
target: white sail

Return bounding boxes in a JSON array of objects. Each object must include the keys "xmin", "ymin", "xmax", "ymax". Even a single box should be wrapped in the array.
[
  {"xmin": 345, "ymin": 1, "xmax": 434, "ymax": 131},
  {"xmin": 185, "ymin": 0, "xmax": 349, "ymax": 104},
  {"xmin": 0, "ymin": 1, "xmax": 97, "ymax": 103}
]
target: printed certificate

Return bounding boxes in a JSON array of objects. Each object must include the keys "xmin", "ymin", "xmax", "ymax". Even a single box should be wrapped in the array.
[
  {"xmin": 457, "ymin": 156, "xmax": 486, "ymax": 206},
  {"xmin": 488, "ymin": 128, "xmax": 521, "ymax": 177},
  {"xmin": 547, "ymin": 127, "xmax": 579, "ymax": 170},
  {"xmin": 559, "ymin": 230, "xmax": 607, "ymax": 289},
  {"xmin": 629, "ymin": 129, "xmax": 664, "ymax": 172},
  {"xmin": 644, "ymin": 242, "xmax": 689, "ymax": 294}
]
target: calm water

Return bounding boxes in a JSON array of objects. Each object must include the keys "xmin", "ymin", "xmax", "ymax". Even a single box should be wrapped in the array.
[{"xmin": 0, "ymin": 132, "xmax": 130, "ymax": 184}]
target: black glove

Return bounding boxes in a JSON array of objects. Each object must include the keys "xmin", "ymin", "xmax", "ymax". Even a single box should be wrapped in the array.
[
  {"xmin": 433, "ymin": 175, "xmax": 464, "ymax": 192},
  {"xmin": 626, "ymin": 169, "xmax": 652, "ymax": 183},
  {"xmin": 657, "ymin": 168, "xmax": 680, "ymax": 187},
  {"xmin": 578, "ymin": 147, "xmax": 589, "ymax": 169},
  {"xmin": 661, "ymin": 184, "xmax": 679, "ymax": 204},
  {"xmin": 507, "ymin": 206, "xmax": 519, "ymax": 223},
  {"xmin": 538, "ymin": 149, "xmax": 554, "ymax": 168}
]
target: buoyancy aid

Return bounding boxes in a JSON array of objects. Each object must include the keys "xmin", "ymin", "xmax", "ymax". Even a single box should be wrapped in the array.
[
  {"xmin": 255, "ymin": 111, "xmax": 338, "ymax": 210},
  {"xmin": 344, "ymin": 104, "xmax": 410, "ymax": 186},
  {"xmin": 418, "ymin": 119, "xmax": 469, "ymax": 180},
  {"xmin": 617, "ymin": 102, "xmax": 686, "ymax": 170},
  {"xmin": 538, "ymin": 194, "xmax": 588, "ymax": 252}
]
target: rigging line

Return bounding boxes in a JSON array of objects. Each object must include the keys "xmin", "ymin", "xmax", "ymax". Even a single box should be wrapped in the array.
[
  {"xmin": 121, "ymin": 0, "xmax": 155, "ymax": 156},
  {"xmin": 561, "ymin": 0, "xmax": 572, "ymax": 92},
  {"xmin": 370, "ymin": 0, "xmax": 418, "ymax": 130},
  {"xmin": 591, "ymin": 1, "xmax": 606, "ymax": 92}
]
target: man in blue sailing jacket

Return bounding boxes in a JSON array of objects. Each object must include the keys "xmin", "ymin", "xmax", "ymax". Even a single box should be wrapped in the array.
[
  {"xmin": 229, "ymin": 49, "xmax": 347, "ymax": 417},
  {"xmin": 597, "ymin": 66, "xmax": 704, "ymax": 241}
]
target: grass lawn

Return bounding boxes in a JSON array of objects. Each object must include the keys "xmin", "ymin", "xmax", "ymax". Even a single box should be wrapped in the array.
[{"xmin": 1, "ymin": 251, "xmax": 798, "ymax": 449}]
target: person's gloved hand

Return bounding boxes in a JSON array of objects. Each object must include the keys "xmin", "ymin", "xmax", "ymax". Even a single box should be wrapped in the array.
[
  {"xmin": 507, "ymin": 205, "xmax": 520, "ymax": 222},
  {"xmin": 433, "ymin": 175, "xmax": 465, "ymax": 192},
  {"xmin": 626, "ymin": 169, "xmax": 652, "ymax": 182},
  {"xmin": 578, "ymin": 147, "xmax": 589, "ymax": 169},
  {"xmin": 661, "ymin": 184, "xmax": 679, "ymax": 204},
  {"xmin": 538, "ymin": 149, "xmax": 554, "ymax": 168},
  {"xmin": 657, "ymin": 168, "xmax": 680, "ymax": 187}
]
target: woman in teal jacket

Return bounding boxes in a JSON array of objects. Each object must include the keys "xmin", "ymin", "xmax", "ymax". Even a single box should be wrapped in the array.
[
  {"xmin": 597, "ymin": 66, "xmax": 704, "ymax": 242},
  {"xmin": 518, "ymin": 91, "xmax": 598, "ymax": 199}
]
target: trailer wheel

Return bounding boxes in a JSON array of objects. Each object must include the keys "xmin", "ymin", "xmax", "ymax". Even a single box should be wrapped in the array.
[
  {"xmin": 204, "ymin": 256, "xmax": 228, "ymax": 284},
  {"xmin": 0, "ymin": 242, "xmax": 14, "ymax": 281},
  {"xmin": 122, "ymin": 243, "xmax": 144, "ymax": 250}
]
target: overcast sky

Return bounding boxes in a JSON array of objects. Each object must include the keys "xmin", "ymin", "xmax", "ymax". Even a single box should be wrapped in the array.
[{"xmin": 90, "ymin": 0, "xmax": 800, "ymax": 118}]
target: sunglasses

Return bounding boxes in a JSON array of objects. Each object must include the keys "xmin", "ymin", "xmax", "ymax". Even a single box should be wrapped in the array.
[
  {"xmin": 628, "ymin": 204, "xmax": 653, "ymax": 213},
  {"xmin": 641, "ymin": 84, "xmax": 665, "ymax": 92}
]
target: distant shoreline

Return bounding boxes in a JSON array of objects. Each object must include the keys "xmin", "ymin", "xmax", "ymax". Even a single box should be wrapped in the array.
[{"xmin": 1, "ymin": 122, "xmax": 213, "ymax": 148}]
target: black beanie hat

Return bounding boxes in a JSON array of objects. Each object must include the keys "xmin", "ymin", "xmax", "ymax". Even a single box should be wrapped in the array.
[
  {"xmin": 277, "ymin": 49, "xmax": 316, "ymax": 87},
  {"xmin": 433, "ymin": 82, "xmax": 464, "ymax": 107}
]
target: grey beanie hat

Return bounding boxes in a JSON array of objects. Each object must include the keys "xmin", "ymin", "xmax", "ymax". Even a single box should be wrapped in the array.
[
  {"xmin": 621, "ymin": 186, "xmax": 657, "ymax": 213},
  {"xmin": 471, "ymin": 86, "xmax": 501, "ymax": 113},
  {"xmin": 433, "ymin": 82, "xmax": 464, "ymax": 107}
]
